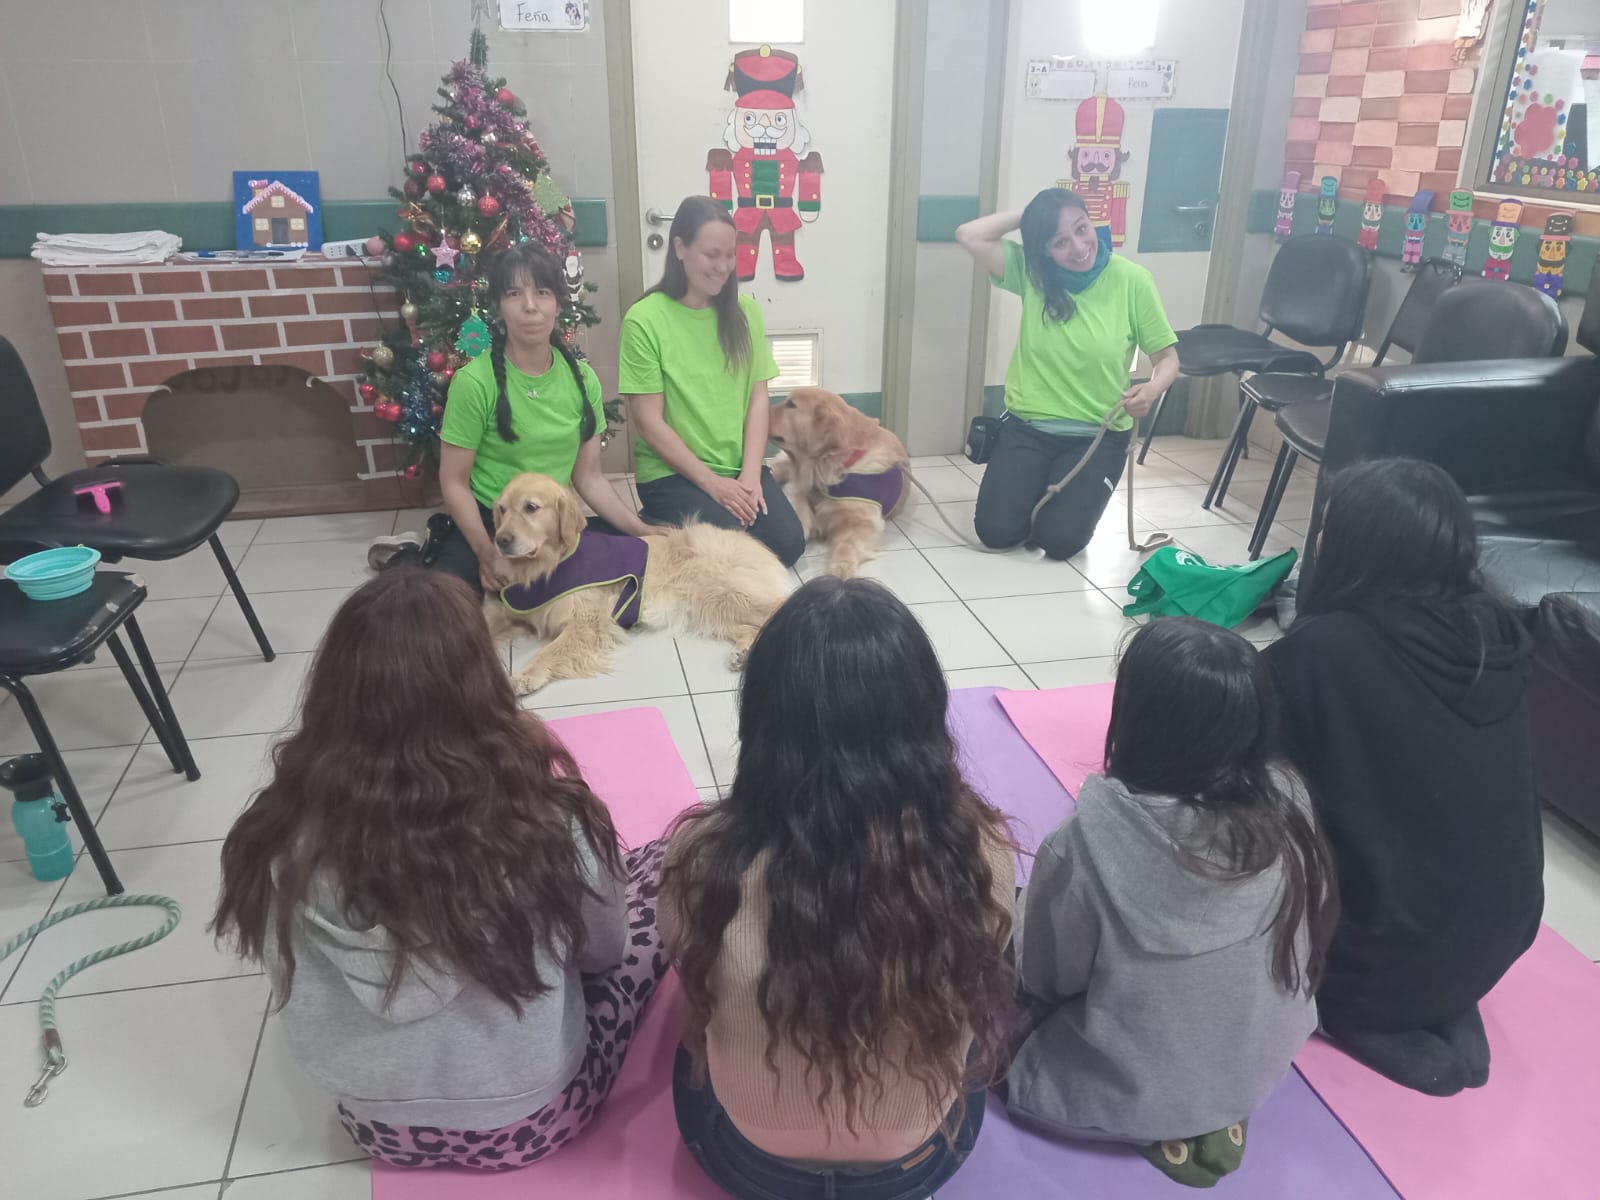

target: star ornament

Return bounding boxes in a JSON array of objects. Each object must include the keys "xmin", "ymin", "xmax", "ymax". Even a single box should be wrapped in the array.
[{"xmin": 432, "ymin": 241, "xmax": 461, "ymax": 269}]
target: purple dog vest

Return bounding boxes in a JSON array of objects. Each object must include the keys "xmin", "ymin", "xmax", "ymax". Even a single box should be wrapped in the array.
[
  {"xmin": 499, "ymin": 532, "xmax": 650, "ymax": 629},
  {"xmin": 826, "ymin": 465, "xmax": 906, "ymax": 515}
]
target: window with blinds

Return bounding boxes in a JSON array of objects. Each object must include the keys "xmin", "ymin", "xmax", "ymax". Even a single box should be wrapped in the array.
[{"xmin": 767, "ymin": 332, "xmax": 819, "ymax": 393}]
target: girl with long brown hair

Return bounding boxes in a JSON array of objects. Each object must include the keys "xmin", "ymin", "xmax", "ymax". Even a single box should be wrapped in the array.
[
  {"xmin": 212, "ymin": 568, "xmax": 670, "ymax": 1170},
  {"xmin": 661, "ymin": 577, "xmax": 1016, "ymax": 1199}
]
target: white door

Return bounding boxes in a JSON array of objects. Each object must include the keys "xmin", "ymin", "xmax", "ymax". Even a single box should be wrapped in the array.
[{"xmin": 628, "ymin": 1, "xmax": 896, "ymax": 406}]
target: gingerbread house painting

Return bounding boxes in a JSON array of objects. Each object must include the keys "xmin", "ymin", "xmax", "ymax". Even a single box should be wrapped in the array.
[{"xmin": 233, "ymin": 170, "xmax": 322, "ymax": 250}]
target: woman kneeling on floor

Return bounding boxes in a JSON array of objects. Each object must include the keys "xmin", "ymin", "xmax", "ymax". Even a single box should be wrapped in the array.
[
  {"xmin": 1006, "ymin": 617, "xmax": 1338, "ymax": 1188},
  {"xmin": 1264, "ymin": 458, "xmax": 1543, "ymax": 1096},
  {"xmin": 661, "ymin": 577, "xmax": 1017, "ymax": 1200},
  {"xmin": 212, "ymin": 568, "xmax": 669, "ymax": 1169}
]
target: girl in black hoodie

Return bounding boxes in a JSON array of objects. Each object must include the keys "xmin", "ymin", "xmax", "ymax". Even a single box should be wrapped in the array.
[{"xmin": 1264, "ymin": 458, "xmax": 1543, "ymax": 1097}]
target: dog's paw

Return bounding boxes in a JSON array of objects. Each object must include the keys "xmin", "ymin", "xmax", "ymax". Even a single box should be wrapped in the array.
[{"xmin": 510, "ymin": 669, "xmax": 549, "ymax": 696}]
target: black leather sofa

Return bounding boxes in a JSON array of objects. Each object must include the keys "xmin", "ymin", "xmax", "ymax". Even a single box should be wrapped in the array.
[{"xmin": 1302, "ymin": 267, "xmax": 1600, "ymax": 839}]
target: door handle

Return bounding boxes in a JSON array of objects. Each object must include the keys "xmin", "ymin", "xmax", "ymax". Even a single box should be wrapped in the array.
[
  {"xmin": 1174, "ymin": 202, "xmax": 1213, "ymax": 214},
  {"xmin": 645, "ymin": 208, "xmax": 672, "ymax": 227}
]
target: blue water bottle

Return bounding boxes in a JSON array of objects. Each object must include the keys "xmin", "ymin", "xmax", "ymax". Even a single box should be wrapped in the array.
[{"xmin": 1, "ymin": 754, "xmax": 75, "ymax": 881}]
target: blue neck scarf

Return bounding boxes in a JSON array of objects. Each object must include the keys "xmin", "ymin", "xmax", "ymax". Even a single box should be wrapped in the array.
[{"xmin": 1045, "ymin": 226, "xmax": 1114, "ymax": 294}]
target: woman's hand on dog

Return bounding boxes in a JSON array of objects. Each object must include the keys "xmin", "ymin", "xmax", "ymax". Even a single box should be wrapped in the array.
[
  {"xmin": 706, "ymin": 475, "xmax": 761, "ymax": 526},
  {"xmin": 478, "ymin": 552, "xmax": 514, "ymax": 594}
]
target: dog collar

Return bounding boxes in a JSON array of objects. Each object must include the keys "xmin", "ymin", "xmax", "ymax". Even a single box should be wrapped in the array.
[{"xmin": 842, "ymin": 449, "xmax": 867, "ymax": 468}]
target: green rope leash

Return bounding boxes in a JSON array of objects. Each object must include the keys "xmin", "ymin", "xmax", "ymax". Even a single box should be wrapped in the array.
[{"xmin": 0, "ymin": 893, "xmax": 181, "ymax": 1107}]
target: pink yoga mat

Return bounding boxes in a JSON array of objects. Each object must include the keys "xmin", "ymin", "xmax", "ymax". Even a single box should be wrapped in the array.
[
  {"xmin": 996, "ymin": 682, "xmax": 1116, "ymax": 799},
  {"xmin": 372, "ymin": 705, "xmax": 718, "ymax": 1200},
  {"xmin": 1295, "ymin": 924, "xmax": 1600, "ymax": 1200}
]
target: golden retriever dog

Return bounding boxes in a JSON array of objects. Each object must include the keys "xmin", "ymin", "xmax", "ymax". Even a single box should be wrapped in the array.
[
  {"xmin": 770, "ymin": 386, "xmax": 911, "ymax": 577},
  {"xmin": 484, "ymin": 473, "xmax": 792, "ymax": 695}
]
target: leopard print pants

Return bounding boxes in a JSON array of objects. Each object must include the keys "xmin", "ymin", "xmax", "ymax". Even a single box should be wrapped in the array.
[{"xmin": 338, "ymin": 837, "xmax": 669, "ymax": 1170}]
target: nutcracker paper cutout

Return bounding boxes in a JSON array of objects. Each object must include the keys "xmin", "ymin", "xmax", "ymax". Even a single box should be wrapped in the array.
[
  {"xmin": 1482, "ymin": 199, "xmax": 1524, "ymax": 281},
  {"xmin": 1532, "ymin": 212, "xmax": 1574, "ymax": 296},
  {"xmin": 1056, "ymin": 95, "xmax": 1132, "ymax": 249},
  {"xmin": 1444, "ymin": 189, "xmax": 1474, "ymax": 269},
  {"xmin": 707, "ymin": 45, "xmax": 822, "ymax": 282},
  {"xmin": 1314, "ymin": 177, "xmax": 1338, "ymax": 235},
  {"xmin": 1274, "ymin": 170, "xmax": 1300, "ymax": 242},
  {"xmin": 1358, "ymin": 179, "xmax": 1386, "ymax": 251},
  {"xmin": 1401, "ymin": 191, "xmax": 1435, "ymax": 270}
]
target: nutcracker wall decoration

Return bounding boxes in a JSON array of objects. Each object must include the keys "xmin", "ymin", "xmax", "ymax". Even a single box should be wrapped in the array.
[
  {"xmin": 1357, "ymin": 178, "xmax": 1386, "ymax": 251},
  {"xmin": 1274, "ymin": 169, "xmax": 1299, "ymax": 242},
  {"xmin": 1314, "ymin": 176, "xmax": 1338, "ymax": 235},
  {"xmin": 1482, "ymin": 199, "xmax": 1524, "ymax": 281},
  {"xmin": 1532, "ymin": 211, "xmax": 1574, "ymax": 296},
  {"xmin": 1401, "ymin": 191, "xmax": 1435, "ymax": 270},
  {"xmin": 708, "ymin": 45, "xmax": 823, "ymax": 282},
  {"xmin": 1056, "ymin": 95, "xmax": 1132, "ymax": 249},
  {"xmin": 1444, "ymin": 189, "xmax": 1474, "ymax": 269}
]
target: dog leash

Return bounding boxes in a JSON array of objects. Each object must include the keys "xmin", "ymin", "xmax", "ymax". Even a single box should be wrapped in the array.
[
  {"xmin": 1, "ymin": 893, "xmax": 182, "ymax": 1106},
  {"xmin": 907, "ymin": 402, "xmax": 1172, "ymax": 555}
]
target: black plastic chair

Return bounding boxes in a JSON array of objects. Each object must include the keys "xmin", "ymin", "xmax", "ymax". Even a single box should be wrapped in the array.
[
  {"xmin": 0, "ymin": 336, "xmax": 274, "ymax": 662},
  {"xmin": 0, "ymin": 573, "xmax": 201, "ymax": 895},
  {"xmin": 1248, "ymin": 279, "xmax": 1571, "ymax": 558},
  {"xmin": 1138, "ymin": 236, "xmax": 1374, "ymax": 473}
]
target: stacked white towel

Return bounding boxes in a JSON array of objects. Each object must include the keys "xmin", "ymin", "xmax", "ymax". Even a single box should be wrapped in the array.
[{"xmin": 31, "ymin": 230, "xmax": 182, "ymax": 266}]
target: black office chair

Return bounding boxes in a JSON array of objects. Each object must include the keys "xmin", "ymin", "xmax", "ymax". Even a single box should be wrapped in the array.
[
  {"xmin": 0, "ymin": 337, "xmax": 274, "ymax": 661},
  {"xmin": 0, "ymin": 573, "xmax": 200, "ymax": 895},
  {"xmin": 1248, "ymin": 279, "xmax": 1571, "ymax": 558}
]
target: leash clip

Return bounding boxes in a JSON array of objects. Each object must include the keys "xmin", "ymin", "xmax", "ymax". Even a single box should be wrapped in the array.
[{"xmin": 25, "ymin": 1053, "xmax": 65, "ymax": 1107}]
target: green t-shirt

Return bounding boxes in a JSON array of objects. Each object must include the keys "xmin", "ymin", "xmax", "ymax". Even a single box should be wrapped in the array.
[
  {"xmin": 439, "ymin": 349, "xmax": 605, "ymax": 508},
  {"xmin": 994, "ymin": 240, "xmax": 1178, "ymax": 433},
  {"xmin": 617, "ymin": 291, "xmax": 780, "ymax": 485}
]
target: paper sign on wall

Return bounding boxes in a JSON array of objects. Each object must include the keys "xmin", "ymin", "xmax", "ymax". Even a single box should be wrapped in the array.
[
  {"xmin": 1026, "ymin": 60, "xmax": 1097, "ymax": 101},
  {"xmin": 497, "ymin": 0, "xmax": 587, "ymax": 31},
  {"xmin": 1028, "ymin": 57, "xmax": 1175, "ymax": 101},
  {"xmin": 1106, "ymin": 63, "xmax": 1176, "ymax": 100}
]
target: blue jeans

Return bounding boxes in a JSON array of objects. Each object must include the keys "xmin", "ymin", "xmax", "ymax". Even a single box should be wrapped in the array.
[
  {"xmin": 636, "ymin": 466, "xmax": 806, "ymax": 567},
  {"xmin": 672, "ymin": 1046, "xmax": 985, "ymax": 1200}
]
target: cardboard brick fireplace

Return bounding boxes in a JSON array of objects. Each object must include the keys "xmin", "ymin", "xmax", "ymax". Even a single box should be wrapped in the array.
[{"xmin": 41, "ymin": 257, "xmax": 418, "ymax": 509}]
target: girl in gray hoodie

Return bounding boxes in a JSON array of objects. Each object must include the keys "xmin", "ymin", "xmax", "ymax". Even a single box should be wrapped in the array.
[{"xmin": 1006, "ymin": 617, "xmax": 1338, "ymax": 1188}]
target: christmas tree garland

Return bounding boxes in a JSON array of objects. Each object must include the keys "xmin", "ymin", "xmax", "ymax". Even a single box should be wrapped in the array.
[{"xmin": 357, "ymin": 31, "xmax": 601, "ymax": 479}]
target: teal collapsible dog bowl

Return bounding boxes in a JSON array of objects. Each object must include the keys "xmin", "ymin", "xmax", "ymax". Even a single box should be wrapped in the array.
[{"xmin": 4, "ymin": 546, "xmax": 101, "ymax": 600}]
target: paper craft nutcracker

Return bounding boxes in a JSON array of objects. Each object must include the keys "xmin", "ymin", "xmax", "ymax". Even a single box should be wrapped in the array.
[
  {"xmin": 1358, "ymin": 179, "xmax": 1386, "ymax": 251},
  {"xmin": 1401, "ymin": 191, "xmax": 1435, "ymax": 270},
  {"xmin": 1532, "ymin": 212, "xmax": 1575, "ymax": 297},
  {"xmin": 1444, "ymin": 190, "xmax": 1474, "ymax": 269},
  {"xmin": 1057, "ymin": 95, "xmax": 1132, "ymax": 249},
  {"xmin": 1482, "ymin": 199, "xmax": 1524, "ymax": 281},
  {"xmin": 707, "ymin": 45, "xmax": 823, "ymax": 282},
  {"xmin": 1274, "ymin": 170, "xmax": 1300, "ymax": 242},
  {"xmin": 1314, "ymin": 177, "xmax": 1338, "ymax": 235}
]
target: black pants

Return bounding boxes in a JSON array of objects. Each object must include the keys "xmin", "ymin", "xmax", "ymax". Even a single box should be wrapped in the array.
[
  {"xmin": 420, "ymin": 504, "xmax": 623, "ymax": 597},
  {"xmin": 636, "ymin": 466, "xmax": 806, "ymax": 567},
  {"xmin": 973, "ymin": 415, "xmax": 1129, "ymax": 561},
  {"xmin": 672, "ymin": 1047, "xmax": 984, "ymax": 1200},
  {"xmin": 1320, "ymin": 1004, "xmax": 1491, "ymax": 1097}
]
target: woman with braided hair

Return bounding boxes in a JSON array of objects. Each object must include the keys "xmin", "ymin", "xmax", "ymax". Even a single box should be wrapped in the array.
[{"xmin": 369, "ymin": 244, "xmax": 655, "ymax": 593}]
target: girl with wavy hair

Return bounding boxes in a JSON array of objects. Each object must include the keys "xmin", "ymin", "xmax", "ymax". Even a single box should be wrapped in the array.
[
  {"xmin": 212, "ymin": 568, "xmax": 670, "ymax": 1170},
  {"xmin": 661, "ymin": 576, "xmax": 1017, "ymax": 1199}
]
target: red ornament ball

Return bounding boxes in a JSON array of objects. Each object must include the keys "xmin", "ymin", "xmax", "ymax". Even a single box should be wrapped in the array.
[
  {"xmin": 358, "ymin": 382, "xmax": 378, "ymax": 402},
  {"xmin": 402, "ymin": 179, "xmax": 423, "ymax": 200},
  {"xmin": 409, "ymin": 161, "xmax": 427, "ymax": 176},
  {"xmin": 426, "ymin": 174, "xmax": 447, "ymax": 194},
  {"xmin": 363, "ymin": 235, "xmax": 385, "ymax": 257},
  {"xmin": 465, "ymin": 114, "xmax": 483, "ymax": 131},
  {"xmin": 430, "ymin": 403, "xmax": 444, "ymax": 418},
  {"xmin": 496, "ymin": 87, "xmax": 516, "ymax": 105},
  {"xmin": 477, "ymin": 195, "xmax": 501, "ymax": 217},
  {"xmin": 376, "ymin": 402, "xmax": 402, "ymax": 423},
  {"xmin": 425, "ymin": 349, "xmax": 448, "ymax": 372},
  {"xmin": 403, "ymin": 462, "xmax": 424, "ymax": 480},
  {"xmin": 393, "ymin": 232, "xmax": 416, "ymax": 254}
]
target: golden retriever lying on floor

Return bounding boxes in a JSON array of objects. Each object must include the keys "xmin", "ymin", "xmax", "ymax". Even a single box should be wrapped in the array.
[
  {"xmin": 484, "ymin": 473, "xmax": 792, "ymax": 695},
  {"xmin": 770, "ymin": 386, "xmax": 912, "ymax": 577}
]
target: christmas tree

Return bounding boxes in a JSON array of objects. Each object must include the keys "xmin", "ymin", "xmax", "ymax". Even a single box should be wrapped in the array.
[{"xmin": 358, "ymin": 30, "xmax": 600, "ymax": 479}]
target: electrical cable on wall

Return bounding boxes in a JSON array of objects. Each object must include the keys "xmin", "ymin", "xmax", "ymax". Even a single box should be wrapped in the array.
[{"xmin": 379, "ymin": 0, "xmax": 408, "ymax": 162}]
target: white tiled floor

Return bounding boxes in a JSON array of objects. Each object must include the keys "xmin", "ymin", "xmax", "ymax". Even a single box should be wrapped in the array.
[{"xmin": 1, "ymin": 437, "xmax": 1595, "ymax": 1200}]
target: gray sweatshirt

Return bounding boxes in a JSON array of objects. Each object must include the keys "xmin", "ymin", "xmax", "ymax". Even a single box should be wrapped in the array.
[
  {"xmin": 1006, "ymin": 774, "xmax": 1317, "ymax": 1143},
  {"xmin": 268, "ymin": 829, "xmax": 628, "ymax": 1130}
]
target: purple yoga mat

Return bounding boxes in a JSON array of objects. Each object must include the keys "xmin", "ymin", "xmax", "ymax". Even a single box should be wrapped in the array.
[
  {"xmin": 948, "ymin": 687, "xmax": 1074, "ymax": 884},
  {"xmin": 939, "ymin": 1075, "xmax": 1399, "ymax": 1200}
]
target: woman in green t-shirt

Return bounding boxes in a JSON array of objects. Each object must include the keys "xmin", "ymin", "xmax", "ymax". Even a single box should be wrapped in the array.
[
  {"xmin": 957, "ymin": 189, "xmax": 1179, "ymax": 560},
  {"xmin": 371, "ymin": 245, "xmax": 654, "ymax": 593},
  {"xmin": 619, "ymin": 196, "xmax": 805, "ymax": 567}
]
